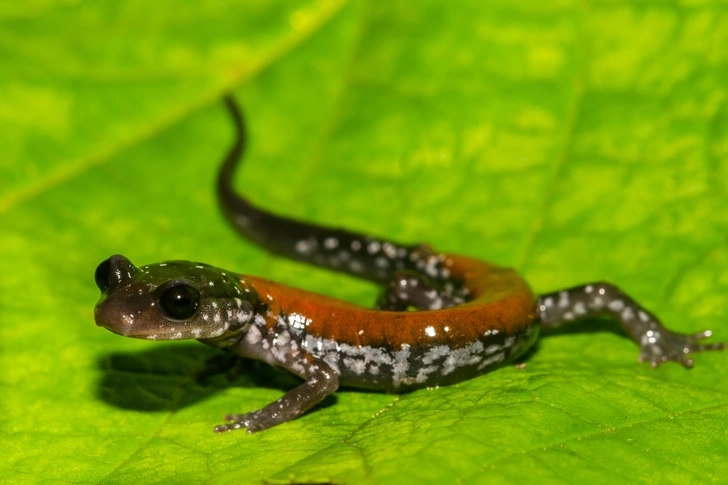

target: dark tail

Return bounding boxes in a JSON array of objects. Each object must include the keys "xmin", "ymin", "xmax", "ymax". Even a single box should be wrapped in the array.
[{"xmin": 217, "ymin": 96, "xmax": 427, "ymax": 284}]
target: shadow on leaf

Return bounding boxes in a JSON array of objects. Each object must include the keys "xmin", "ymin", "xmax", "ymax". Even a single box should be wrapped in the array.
[
  {"xmin": 484, "ymin": 318, "xmax": 629, "ymax": 370},
  {"xmin": 96, "ymin": 343, "xmax": 304, "ymax": 412}
]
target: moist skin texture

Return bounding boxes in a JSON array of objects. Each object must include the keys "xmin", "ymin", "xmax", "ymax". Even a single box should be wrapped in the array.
[{"xmin": 93, "ymin": 96, "xmax": 725, "ymax": 434}]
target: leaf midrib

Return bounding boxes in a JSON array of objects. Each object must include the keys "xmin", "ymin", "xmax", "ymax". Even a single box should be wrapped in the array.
[{"xmin": 0, "ymin": 0, "xmax": 351, "ymax": 217}]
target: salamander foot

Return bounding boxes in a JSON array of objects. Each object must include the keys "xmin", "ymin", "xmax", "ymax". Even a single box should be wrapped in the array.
[
  {"xmin": 213, "ymin": 410, "xmax": 267, "ymax": 434},
  {"xmin": 637, "ymin": 328, "xmax": 725, "ymax": 368}
]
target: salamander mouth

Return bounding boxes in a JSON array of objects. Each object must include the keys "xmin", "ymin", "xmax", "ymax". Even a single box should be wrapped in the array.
[
  {"xmin": 96, "ymin": 321, "xmax": 165, "ymax": 340},
  {"xmin": 102, "ymin": 326, "xmax": 150, "ymax": 339}
]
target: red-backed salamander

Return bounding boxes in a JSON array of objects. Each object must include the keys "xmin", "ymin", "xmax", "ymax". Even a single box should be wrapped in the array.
[{"xmin": 93, "ymin": 96, "xmax": 726, "ymax": 434}]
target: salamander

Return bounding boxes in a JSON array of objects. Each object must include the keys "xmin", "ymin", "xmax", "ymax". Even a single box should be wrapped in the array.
[{"xmin": 93, "ymin": 96, "xmax": 725, "ymax": 433}]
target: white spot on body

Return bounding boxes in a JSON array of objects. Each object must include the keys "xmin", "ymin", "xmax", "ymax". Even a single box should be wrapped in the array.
[
  {"xmin": 276, "ymin": 330, "xmax": 291, "ymax": 348},
  {"xmin": 558, "ymin": 291, "xmax": 570, "ymax": 309},
  {"xmin": 322, "ymin": 352, "xmax": 340, "ymax": 374},
  {"xmin": 392, "ymin": 344, "xmax": 411, "ymax": 386},
  {"xmin": 270, "ymin": 342, "xmax": 287, "ymax": 363},
  {"xmin": 295, "ymin": 238, "xmax": 317, "ymax": 255},
  {"xmin": 590, "ymin": 297, "xmax": 605, "ymax": 310},
  {"xmin": 288, "ymin": 312, "xmax": 312, "ymax": 330},
  {"xmin": 608, "ymin": 300, "xmax": 625, "ymax": 312},
  {"xmin": 641, "ymin": 331, "xmax": 660, "ymax": 346},
  {"xmin": 343, "ymin": 357, "xmax": 366, "ymax": 375},
  {"xmin": 324, "ymin": 237, "xmax": 339, "ymax": 249},
  {"xmin": 382, "ymin": 243, "xmax": 397, "ymax": 258},
  {"xmin": 254, "ymin": 314, "xmax": 267, "ymax": 327},
  {"xmin": 485, "ymin": 344, "xmax": 501, "ymax": 355},
  {"xmin": 441, "ymin": 341, "xmax": 484, "ymax": 375},
  {"xmin": 415, "ymin": 365, "xmax": 439, "ymax": 383},
  {"xmin": 478, "ymin": 351, "xmax": 505, "ymax": 370},
  {"xmin": 425, "ymin": 326, "xmax": 436, "ymax": 337},
  {"xmin": 422, "ymin": 345, "xmax": 450, "ymax": 365},
  {"xmin": 424, "ymin": 258, "xmax": 439, "ymax": 278}
]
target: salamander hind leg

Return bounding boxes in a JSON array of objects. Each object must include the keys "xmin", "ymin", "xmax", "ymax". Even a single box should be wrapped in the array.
[
  {"xmin": 538, "ymin": 282, "xmax": 726, "ymax": 367},
  {"xmin": 375, "ymin": 270, "xmax": 465, "ymax": 311}
]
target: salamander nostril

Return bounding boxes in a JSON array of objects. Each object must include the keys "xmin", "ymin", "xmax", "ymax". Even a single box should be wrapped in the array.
[{"xmin": 95, "ymin": 258, "xmax": 111, "ymax": 292}]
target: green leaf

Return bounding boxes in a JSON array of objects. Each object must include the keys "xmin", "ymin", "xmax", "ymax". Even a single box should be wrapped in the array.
[{"xmin": 2, "ymin": 1, "xmax": 728, "ymax": 484}]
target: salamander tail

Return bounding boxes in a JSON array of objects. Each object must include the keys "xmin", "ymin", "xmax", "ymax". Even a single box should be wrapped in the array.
[{"xmin": 218, "ymin": 96, "xmax": 428, "ymax": 284}]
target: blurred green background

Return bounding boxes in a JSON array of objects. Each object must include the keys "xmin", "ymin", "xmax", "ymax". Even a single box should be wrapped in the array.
[{"xmin": 1, "ymin": 1, "xmax": 727, "ymax": 483}]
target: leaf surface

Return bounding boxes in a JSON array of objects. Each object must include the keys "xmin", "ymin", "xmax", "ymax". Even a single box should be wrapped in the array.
[{"xmin": 2, "ymin": 1, "xmax": 728, "ymax": 484}]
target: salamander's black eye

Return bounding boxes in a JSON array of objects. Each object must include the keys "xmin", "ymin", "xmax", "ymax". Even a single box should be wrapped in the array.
[
  {"xmin": 95, "ymin": 259, "xmax": 111, "ymax": 292},
  {"xmin": 159, "ymin": 282, "xmax": 200, "ymax": 320}
]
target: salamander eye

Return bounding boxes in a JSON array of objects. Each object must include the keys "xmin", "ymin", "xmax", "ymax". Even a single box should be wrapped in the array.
[
  {"xmin": 158, "ymin": 282, "xmax": 200, "ymax": 320},
  {"xmin": 95, "ymin": 259, "xmax": 111, "ymax": 292}
]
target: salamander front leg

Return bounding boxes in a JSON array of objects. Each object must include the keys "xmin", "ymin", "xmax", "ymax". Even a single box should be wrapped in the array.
[
  {"xmin": 213, "ymin": 351, "xmax": 339, "ymax": 434},
  {"xmin": 376, "ymin": 270, "xmax": 465, "ymax": 311},
  {"xmin": 538, "ymin": 282, "xmax": 725, "ymax": 367}
]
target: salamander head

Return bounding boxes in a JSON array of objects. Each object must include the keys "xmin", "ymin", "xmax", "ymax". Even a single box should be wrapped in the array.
[{"xmin": 94, "ymin": 255, "xmax": 255, "ymax": 341}]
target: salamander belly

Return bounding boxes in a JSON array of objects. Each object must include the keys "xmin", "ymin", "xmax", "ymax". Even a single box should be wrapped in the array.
[{"xmin": 304, "ymin": 323, "xmax": 539, "ymax": 391}]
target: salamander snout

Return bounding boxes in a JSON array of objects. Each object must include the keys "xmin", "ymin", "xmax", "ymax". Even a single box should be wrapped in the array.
[{"xmin": 95, "ymin": 254, "xmax": 139, "ymax": 293}]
